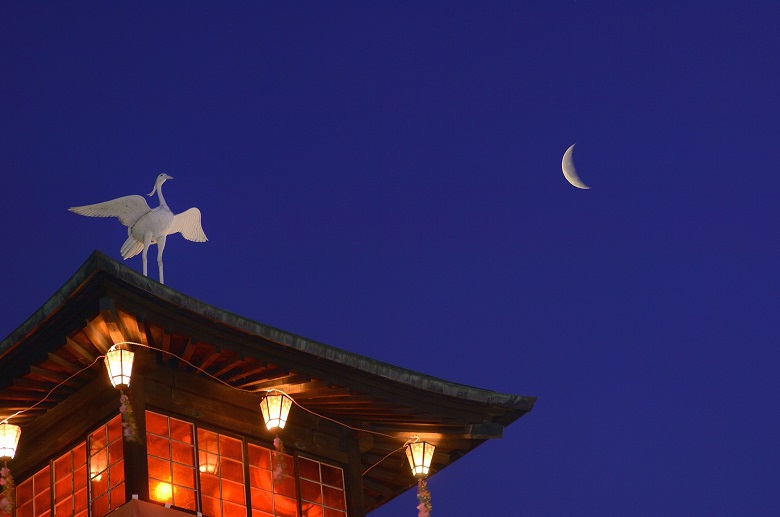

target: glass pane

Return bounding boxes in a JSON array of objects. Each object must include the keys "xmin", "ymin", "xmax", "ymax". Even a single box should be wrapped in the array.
[
  {"xmin": 300, "ymin": 479, "xmax": 322, "ymax": 504},
  {"xmin": 54, "ymin": 452, "xmax": 72, "ymax": 479},
  {"xmin": 16, "ymin": 478, "xmax": 33, "ymax": 503},
  {"xmin": 34, "ymin": 465, "xmax": 51, "ymax": 488},
  {"xmin": 172, "ymin": 462, "xmax": 195, "ymax": 489},
  {"xmin": 274, "ymin": 475, "xmax": 297, "ymax": 498},
  {"xmin": 90, "ymin": 449, "xmax": 108, "ymax": 479},
  {"xmin": 302, "ymin": 503, "xmax": 324, "ymax": 517},
  {"xmin": 173, "ymin": 485, "xmax": 197, "ymax": 511},
  {"xmin": 146, "ymin": 411, "xmax": 169, "ymax": 436},
  {"xmin": 219, "ymin": 435, "xmax": 242, "ymax": 460},
  {"xmin": 198, "ymin": 429, "xmax": 219, "ymax": 453},
  {"xmin": 201, "ymin": 495, "xmax": 221, "ymax": 517},
  {"xmin": 55, "ymin": 477, "xmax": 72, "ymax": 500},
  {"xmin": 148, "ymin": 456, "xmax": 172, "ymax": 483},
  {"xmin": 110, "ymin": 483, "xmax": 126, "ymax": 509},
  {"xmin": 90, "ymin": 427, "xmax": 107, "ymax": 451},
  {"xmin": 107, "ymin": 414, "xmax": 123, "ymax": 443},
  {"xmin": 73, "ymin": 443, "xmax": 87, "ymax": 466},
  {"xmin": 108, "ymin": 439, "xmax": 124, "ymax": 465},
  {"xmin": 298, "ymin": 458, "xmax": 320, "ymax": 482},
  {"xmin": 109, "ymin": 460, "xmax": 125, "ymax": 485},
  {"xmin": 320, "ymin": 464, "xmax": 343, "ymax": 489},
  {"xmin": 91, "ymin": 493, "xmax": 109, "ymax": 516},
  {"xmin": 221, "ymin": 458, "xmax": 244, "ymax": 483},
  {"xmin": 170, "ymin": 418, "xmax": 193, "ymax": 444},
  {"xmin": 223, "ymin": 500, "xmax": 249, "ymax": 516},
  {"xmin": 149, "ymin": 480, "xmax": 173, "ymax": 504},
  {"xmin": 200, "ymin": 450, "xmax": 220, "ymax": 475},
  {"xmin": 274, "ymin": 495, "xmax": 298, "ymax": 517},
  {"xmin": 249, "ymin": 466, "xmax": 273, "ymax": 491},
  {"xmin": 323, "ymin": 486, "xmax": 346, "ymax": 511},
  {"xmin": 74, "ymin": 465, "xmax": 87, "ymax": 490},
  {"xmin": 248, "ymin": 443, "xmax": 271, "ymax": 470},
  {"xmin": 250, "ymin": 487, "xmax": 274, "ymax": 511},
  {"xmin": 222, "ymin": 478, "xmax": 246, "ymax": 505},
  {"xmin": 147, "ymin": 434, "xmax": 171, "ymax": 459},
  {"xmin": 34, "ymin": 489, "xmax": 51, "ymax": 512},
  {"xmin": 200, "ymin": 473, "xmax": 220, "ymax": 497},
  {"xmin": 74, "ymin": 487, "xmax": 88, "ymax": 512},
  {"xmin": 55, "ymin": 498, "xmax": 73, "ymax": 516},
  {"xmin": 172, "ymin": 441, "xmax": 194, "ymax": 466},
  {"xmin": 16, "ymin": 502, "xmax": 33, "ymax": 517},
  {"xmin": 91, "ymin": 470, "xmax": 108, "ymax": 497}
]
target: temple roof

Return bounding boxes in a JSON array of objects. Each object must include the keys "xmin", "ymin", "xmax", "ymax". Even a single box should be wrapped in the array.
[{"xmin": 0, "ymin": 251, "xmax": 535, "ymax": 511}]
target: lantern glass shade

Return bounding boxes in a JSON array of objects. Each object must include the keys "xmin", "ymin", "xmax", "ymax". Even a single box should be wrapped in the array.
[
  {"xmin": 105, "ymin": 344, "xmax": 134, "ymax": 389},
  {"xmin": 406, "ymin": 441, "xmax": 435, "ymax": 478},
  {"xmin": 0, "ymin": 422, "xmax": 22, "ymax": 460},
  {"xmin": 260, "ymin": 393, "xmax": 292, "ymax": 430}
]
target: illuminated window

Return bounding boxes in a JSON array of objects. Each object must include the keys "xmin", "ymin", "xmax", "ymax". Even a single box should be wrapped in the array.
[
  {"xmin": 53, "ymin": 444, "xmax": 88, "ymax": 517},
  {"xmin": 247, "ymin": 442, "xmax": 301, "ymax": 517},
  {"xmin": 17, "ymin": 417, "xmax": 123, "ymax": 517},
  {"xmin": 145, "ymin": 411, "xmax": 197, "ymax": 511},
  {"xmin": 298, "ymin": 457, "xmax": 347, "ymax": 517},
  {"xmin": 15, "ymin": 465, "xmax": 50, "ymax": 517},
  {"xmin": 89, "ymin": 414, "xmax": 126, "ymax": 515},
  {"xmin": 198, "ymin": 429, "xmax": 246, "ymax": 517}
]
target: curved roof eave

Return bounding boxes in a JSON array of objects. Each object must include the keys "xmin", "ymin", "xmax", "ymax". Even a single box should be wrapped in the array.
[{"xmin": 1, "ymin": 250, "xmax": 536, "ymax": 413}]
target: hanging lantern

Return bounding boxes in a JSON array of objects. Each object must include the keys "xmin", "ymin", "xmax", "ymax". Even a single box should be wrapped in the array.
[
  {"xmin": 406, "ymin": 440, "xmax": 435, "ymax": 478},
  {"xmin": 260, "ymin": 393, "xmax": 292, "ymax": 430},
  {"xmin": 198, "ymin": 450, "xmax": 219, "ymax": 475},
  {"xmin": 105, "ymin": 343, "xmax": 135, "ymax": 389},
  {"xmin": 0, "ymin": 422, "xmax": 22, "ymax": 459}
]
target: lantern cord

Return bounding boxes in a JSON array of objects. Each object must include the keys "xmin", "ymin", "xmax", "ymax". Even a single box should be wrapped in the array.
[
  {"xmin": 3, "ymin": 341, "xmax": 426, "ymax": 476},
  {"xmin": 114, "ymin": 342, "xmax": 403, "ymax": 441},
  {"xmin": 1, "ymin": 355, "xmax": 105, "ymax": 425},
  {"xmin": 362, "ymin": 436, "xmax": 418, "ymax": 476}
]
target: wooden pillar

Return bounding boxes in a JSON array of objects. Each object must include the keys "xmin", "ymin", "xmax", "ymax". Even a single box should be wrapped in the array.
[
  {"xmin": 344, "ymin": 435, "xmax": 366, "ymax": 517},
  {"xmin": 122, "ymin": 371, "xmax": 149, "ymax": 501}
]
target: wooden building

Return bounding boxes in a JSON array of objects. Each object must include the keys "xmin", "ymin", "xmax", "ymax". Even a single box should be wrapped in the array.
[{"xmin": 0, "ymin": 252, "xmax": 535, "ymax": 516}]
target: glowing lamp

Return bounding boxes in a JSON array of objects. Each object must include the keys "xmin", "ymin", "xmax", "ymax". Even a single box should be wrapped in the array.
[
  {"xmin": 260, "ymin": 393, "xmax": 292, "ymax": 430},
  {"xmin": 105, "ymin": 343, "xmax": 134, "ymax": 389},
  {"xmin": 0, "ymin": 423, "xmax": 21, "ymax": 459},
  {"xmin": 405, "ymin": 441, "xmax": 435, "ymax": 478},
  {"xmin": 198, "ymin": 450, "xmax": 219, "ymax": 474}
]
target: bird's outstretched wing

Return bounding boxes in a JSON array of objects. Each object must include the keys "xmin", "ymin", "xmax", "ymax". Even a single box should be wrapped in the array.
[
  {"xmin": 69, "ymin": 195, "xmax": 151, "ymax": 227},
  {"xmin": 169, "ymin": 208, "xmax": 208, "ymax": 242}
]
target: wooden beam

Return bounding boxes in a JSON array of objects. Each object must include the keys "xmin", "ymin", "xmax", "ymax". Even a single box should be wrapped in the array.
[{"xmin": 65, "ymin": 336, "xmax": 98, "ymax": 364}]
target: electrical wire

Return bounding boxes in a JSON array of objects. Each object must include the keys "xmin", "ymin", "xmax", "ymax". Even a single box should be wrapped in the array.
[{"xmin": 2, "ymin": 341, "xmax": 423, "ymax": 475}]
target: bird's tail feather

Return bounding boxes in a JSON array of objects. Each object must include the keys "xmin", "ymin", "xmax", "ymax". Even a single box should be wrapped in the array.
[{"xmin": 120, "ymin": 235, "xmax": 143, "ymax": 259}]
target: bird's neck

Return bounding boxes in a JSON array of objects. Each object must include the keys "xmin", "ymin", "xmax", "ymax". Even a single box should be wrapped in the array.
[{"xmin": 157, "ymin": 185, "xmax": 169, "ymax": 209}]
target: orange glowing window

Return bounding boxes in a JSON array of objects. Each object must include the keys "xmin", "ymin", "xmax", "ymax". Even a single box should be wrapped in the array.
[
  {"xmin": 145, "ymin": 411, "xmax": 196, "ymax": 512},
  {"xmin": 247, "ymin": 442, "xmax": 300, "ymax": 517},
  {"xmin": 198, "ymin": 429, "xmax": 246, "ymax": 517},
  {"xmin": 298, "ymin": 457, "xmax": 346, "ymax": 517},
  {"xmin": 14, "ymin": 464, "xmax": 50, "ymax": 517},
  {"xmin": 53, "ymin": 443, "xmax": 89, "ymax": 517},
  {"xmin": 89, "ymin": 414, "xmax": 126, "ymax": 516}
]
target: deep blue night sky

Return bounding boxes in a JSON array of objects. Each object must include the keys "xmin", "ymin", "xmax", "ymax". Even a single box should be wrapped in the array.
[{"xmin": 2, "ymin": 3, "xmax": 779, "ymax": 515}]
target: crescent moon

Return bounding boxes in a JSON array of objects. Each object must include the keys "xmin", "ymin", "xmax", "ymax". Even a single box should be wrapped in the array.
[{"xmin": 562, "ymin": 143, "xmax": 590, "ymax": 189}]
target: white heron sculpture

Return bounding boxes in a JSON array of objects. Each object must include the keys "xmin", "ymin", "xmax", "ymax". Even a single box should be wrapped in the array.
[{"xmin": 69, "ymin": 174, "xmax": 207, "ymax": 284}]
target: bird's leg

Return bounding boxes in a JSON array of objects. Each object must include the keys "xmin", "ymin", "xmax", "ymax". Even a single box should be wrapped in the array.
[
  {"xmin": 157, "ymin": 235, "xmax": 167, "ymax": 285},
  {"xmin": 142, "ymin": 233, "xmax": 153, "ymax": 277}
]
